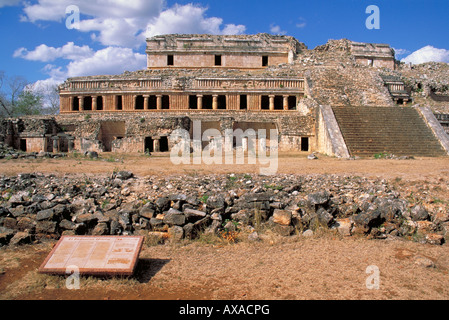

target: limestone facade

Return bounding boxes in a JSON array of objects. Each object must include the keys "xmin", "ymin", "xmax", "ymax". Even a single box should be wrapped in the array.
[{"xmin": 2, "ymin": 34, "xmax": 425, "ymax": 156}]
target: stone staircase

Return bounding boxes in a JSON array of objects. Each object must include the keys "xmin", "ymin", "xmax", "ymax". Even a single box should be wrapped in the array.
[{"xmin": 332, "ymin": 106, "xmax": 447, "ymax": 157}]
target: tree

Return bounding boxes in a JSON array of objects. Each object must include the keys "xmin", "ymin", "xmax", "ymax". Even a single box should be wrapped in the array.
[
  {"xmin": 12, "ymin": 89, "xmax": 44, "ymax": 116},
  {"xmin": 0, "ymin": 71, "xmax": 46, "ymax": 117},
  {"xmin": 32, "ymin": 81, "xmax": 60, "ymax": 115}
]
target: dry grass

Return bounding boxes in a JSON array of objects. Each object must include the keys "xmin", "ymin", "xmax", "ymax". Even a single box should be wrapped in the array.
[{"xmin": 2, "ymin": 229, "xmax": 449, "ymax": 300}]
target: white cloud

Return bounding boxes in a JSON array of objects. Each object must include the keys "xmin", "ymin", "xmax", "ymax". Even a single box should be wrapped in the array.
[
  {"xmin": 16, "ymin": 44, "xmax": 146, "ymax": 87},
  {"xmin": 78, "ymin": 17, "xmax": 145, "ymax": 48},
  {"xmin": 269, "ymin": 24, "xmax": 286, "ymax": 35},
  {"xmin": 13, "ymin": 42, "xmax": 94, "ymax": 62},
  {"xmin": 144, "ymin": 4, "xmax": 245, "ymax": 38},
  {"xmin": 65, "ymin": 46, "xmax": 146, "ymax": 77},
  {"xmin": 21, "ymin": 1, "xmax": 246, "ymax": 48},
  {"xmin": 401, "ymin": 45, "xmax": 449, "ymax": 64},
  {"xmin": 22, "ymin": 0, "xmax": 163, "ymax": 22},
  {"xmin": 0, "ymin": 0, "xmax": 21, "ymax": 8}
]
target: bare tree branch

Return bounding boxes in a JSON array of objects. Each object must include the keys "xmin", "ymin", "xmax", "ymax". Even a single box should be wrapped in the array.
[{"xmin": 0, "ymin": 96, "xmax": 12, "ymax": 117}]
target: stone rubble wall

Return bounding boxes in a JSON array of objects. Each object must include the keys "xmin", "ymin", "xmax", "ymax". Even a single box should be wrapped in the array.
[{"xmin": 1, "ymin": 171, "xmax": 447, "ymax": 247}]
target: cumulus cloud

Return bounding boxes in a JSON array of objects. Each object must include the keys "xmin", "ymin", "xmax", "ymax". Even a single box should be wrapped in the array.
[
  {"xmin": 20, "ymin": 1, "xmax": 245, "ymax": 48},
  {"xmin": 144, "ymin": 4, "xmax": 245, "ymax": 38},
  {"xmin": 14, "ymin": 43, "xmax": 146, "ymax": 87},
  {"xmin": 13, "ymin": 42, "xmax": 94, "ymax": 62},
  {"xmin": 401, "ymin": 45, "xmax": 449, "ymax": 64},
  {"xmin": 65, "ymin": 46, "xmax": 146, "ymax": 77},
  {"xmin": 22, "ymin": 0, "xmax": 163, "ymax": 23}
]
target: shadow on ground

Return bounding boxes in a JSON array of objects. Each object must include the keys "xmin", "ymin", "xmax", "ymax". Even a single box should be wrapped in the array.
[{"xmin": 134, "ymin": 258, "xmax": 171, "ymax": 283}]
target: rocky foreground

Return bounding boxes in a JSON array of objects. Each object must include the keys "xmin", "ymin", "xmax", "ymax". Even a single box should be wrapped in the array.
[{"xmin": 0, "ymin": 171, "xmax": 448, "ymax": 247}]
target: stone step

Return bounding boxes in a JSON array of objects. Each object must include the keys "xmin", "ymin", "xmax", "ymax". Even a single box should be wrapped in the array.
[{"xmin": 332, "ymin": 106, "xmax": 446, "ymax": 157}]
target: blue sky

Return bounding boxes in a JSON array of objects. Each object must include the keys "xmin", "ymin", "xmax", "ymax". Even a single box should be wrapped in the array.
[{"xmin": 0, "ymin": 0, "xmax": 448, "ymax": 89}]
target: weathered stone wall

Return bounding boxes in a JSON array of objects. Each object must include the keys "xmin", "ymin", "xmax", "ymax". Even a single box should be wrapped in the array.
[
  {"xmin": 54, "ymin": 111, "xmax": 316, "ymax": 153},
  {"xmin": 148, "ymin": 53, "xmax": 289, "ymax": 69},
  {"xmin": 146, "ymin": 33, "xmax": 304, "ymax": 69},
  {"xmin": 0, "ymin": 117, "xmax": 60, "ymax": 152},
  {"xmin": 306, "ymin": 65, "xmax": 395, "ymax": 107}
]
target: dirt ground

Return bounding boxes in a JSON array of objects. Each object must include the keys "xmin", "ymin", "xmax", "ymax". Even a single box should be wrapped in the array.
[
  {"xmin": 1, "ymin": 153, "xmax": 449, "ymax": 301},
  {"xmin": 0, "ymin": 152, "xmax": 448, "ymax": 181}
]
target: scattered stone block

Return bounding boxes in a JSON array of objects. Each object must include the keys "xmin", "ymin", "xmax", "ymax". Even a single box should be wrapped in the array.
[{"xmin": 273, "ymin": 209, "xmax": 292, "ymax": 226}]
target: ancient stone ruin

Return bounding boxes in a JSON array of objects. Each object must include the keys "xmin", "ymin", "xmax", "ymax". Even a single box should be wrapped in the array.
[{"xmin": 1, "ymin": 33, "xmax": 449, "ymax": 157}]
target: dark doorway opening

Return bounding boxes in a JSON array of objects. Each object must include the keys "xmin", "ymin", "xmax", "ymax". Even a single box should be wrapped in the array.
[
  {"xmin": 261, "ymin": 95, "xmax": 270, "ymax": 110},
  {"xmin": 274, "ymin": 96, "xmax": 283, "ymax": 110},
  {"xmin": 301, "ymin": 137, "xmax": 309, "ymax": 152},
  {"xmin": 145, "ymin": 137, "xmax": 154, "ymax": 153},
  {"xmin": 217, "ymin": 95, "xmax": 227, "ymax": 110},
  {"xmin": 72, "ymin": 97, "xmax": 79, "ymax": 111},
  {"xmin": 135, "ymin": 95, "xmax": 144, "ymax": 110},
  {"xmin": 148, "ymin": 95, "xmax": 157, "ymax": 109},
  {"xmin": 83, "ymin": 97, "xmax": 92, "ymax": 111},
  {"xmin": 215, "ymin": 55, "xmax": 222, "ymax": 66},
  {"xmin": 189, "ymin": 95, "xmax": 198, "ymax": 109},
  {"xmin": 59, "ymin": 137, "xmax": 69, "ymax": 153},
  {"xmin": 203, "ymin": 95, "xmax": 213, "ymax": 109},
  {"xmin": 167, "ymin": 55, "xmax": 174, "ymax": 66},
  {"xmin": 97, "ymin": 96, "xmax": 103, "ymax": 111},
  {"xmin": 288, "ymin": 96, "xmax": 297, "ymax": 110},
  {"xmin": 240, "ymin": 95, "xmax": 247, "ymax": 110},
  {"xmin": 162, "ymin": 95, "xmax": 170, "ymax": 109},
  {"xmin": 116, "ymin": 95, "xmax": 123, "ymax": 110},
  {"xmin": 262, "ymin": 56, "xmax": 268, "ymax": 67},
  {"xmin": 160, "ymin": 136, "xmax": 169, "ymax": 152},
  {"xmin": 20, "ymin": 139, "xmax": 26, "ymax": 152}
]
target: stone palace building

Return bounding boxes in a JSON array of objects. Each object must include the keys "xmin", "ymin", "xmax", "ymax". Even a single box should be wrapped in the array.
[{"xmin": 1, "ymin": 33, "xmax": 449, "ymax": 158}]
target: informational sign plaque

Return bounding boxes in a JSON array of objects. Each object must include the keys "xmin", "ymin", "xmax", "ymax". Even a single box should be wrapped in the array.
[{"xmin": 38, "ymin": 236, "xmax": 144, "ymax": 276}]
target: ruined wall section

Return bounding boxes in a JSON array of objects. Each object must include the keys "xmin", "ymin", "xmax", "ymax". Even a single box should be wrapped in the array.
[
  {"xmin": 0, "ymin": 117, "xmax": 61, "ymax": 152},
  {"xmin": 384, "ymin": 62, "xmax": 449, "ymax": 114},
  {"xmin": 306, "ymin": 65, "xmax": 395, "ymax": 107}
]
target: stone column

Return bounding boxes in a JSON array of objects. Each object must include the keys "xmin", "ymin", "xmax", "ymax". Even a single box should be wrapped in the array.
[
  {"xmin": 242, "ymin": 137, "xmax": 248, "ymax": 151},
  {"xmin": 153, "ymin": 138, "xmax": 160, "ymax": 152},
  {"xmin": 68, "ymin": 137, "xmax": 75, "ymax": 152},
  {"xmin": 69, "ymin": 97, "xmax": 73, "ymax": 112},
  {"xmin": 197, "ymin": 95, "xmax": 203, "ymax": 110},
  {"xmin": 156, "ymin": 95, "xmax": 162, "ymax": 110},
  {"xmin": 144, "ymin": 95, "xmax": 149, "ymax": 110},
  {"xmin": 5, "ymin": 122, "xmax": 14, "ymax": 148},
  {"xmin": 78, "ymin": 96, "xmax": 84, "ymax": 111},
  {"xmin": 269, "ymin": 95, "xmax": 275, "ymax": 111},
  {"xmin": 92, "ymin": 96, "xmax": 98, "ymax": 111},
  {"xmin": 212, "ymin": 95, "xmax": 218, "ymax": 110},
  {"xmin": 283, "ymin": 95, "xmax": 289, "ymax": 110},
  {"xmin": 52, "ymin": 136, "xmax": 60, "ymax": 153}
]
